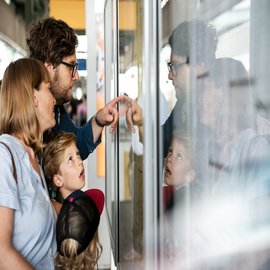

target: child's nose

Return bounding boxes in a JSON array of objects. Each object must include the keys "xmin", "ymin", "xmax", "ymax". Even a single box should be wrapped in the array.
[
  {"xmin": 168, "ymin": 70, "xmax": 174, "ymax": 80},
  {"xmin": 167, "ymin": 154, "xmax": 173, "ymax": 162}
]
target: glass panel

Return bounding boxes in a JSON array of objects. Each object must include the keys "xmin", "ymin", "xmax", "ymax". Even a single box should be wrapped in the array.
[
  {"xmin": 118, "ymin": 0, "xmax": 144, "ymax": 268},
  {"xmin": 159, "ymin": 0, "xmax": 270, "ymax": 269},
  {"xmin": 104, "ymin": 0, "xmax": 119, "ymax": 263}
]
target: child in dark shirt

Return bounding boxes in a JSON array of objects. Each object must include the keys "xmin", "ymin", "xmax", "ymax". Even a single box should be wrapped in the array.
[{"xmin": 43, "ymin": 132, "xmax": 104, "ymax": 270}]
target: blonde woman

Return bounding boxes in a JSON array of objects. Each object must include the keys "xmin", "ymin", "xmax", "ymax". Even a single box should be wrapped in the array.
[{"xmin": 0, "ymin": 58, "xmax": 56, "ymax": 269}]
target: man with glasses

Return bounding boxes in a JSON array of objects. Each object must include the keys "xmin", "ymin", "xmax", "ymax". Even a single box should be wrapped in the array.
[
  {"xmin": 162, "ymin": 19, "xmax": 217, "ymax": 155},
  {"xmin": 26, "ymin": 17, "xmax": 123, "ymax": 160},
  {"xmin": 125, "ymin": 19, "xmax": 218, "ymax": 156}
]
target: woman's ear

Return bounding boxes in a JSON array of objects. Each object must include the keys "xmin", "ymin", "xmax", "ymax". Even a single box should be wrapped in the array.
[
  {"xmin": 33, "ymin": 89, "xmax": 39, "ymax": 107},
  {"xmin": 53, "ymin": 174, "xmax": 63, "ymax": 188}
]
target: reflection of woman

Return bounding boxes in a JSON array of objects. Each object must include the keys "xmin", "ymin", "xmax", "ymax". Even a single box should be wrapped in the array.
[
  {"xmin": 0, "ymin": 58, "xmax": 57, "ymax": 269},
  {"xmin": 199, "ymin": 58, "xmax": 255, "ymax": 148},
  {"xmin": 198, "ymin": 58, "xmax": 270, "ymax": 197},
  {"xmin": 199, "ymin": 58, "xmax": 270, "ymax": 193},
  {"xmin": 194, "ymin": 58, "xmax": 270, "ymax": 266}
]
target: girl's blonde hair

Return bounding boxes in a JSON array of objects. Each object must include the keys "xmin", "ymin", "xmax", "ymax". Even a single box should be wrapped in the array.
[
  {"xmin": 0, "ymin": 58, "xmax": 51, "ymax": 152},
  {"xmin": 55, "ymin": 231, "xmax": 103, "ymax": 270}
]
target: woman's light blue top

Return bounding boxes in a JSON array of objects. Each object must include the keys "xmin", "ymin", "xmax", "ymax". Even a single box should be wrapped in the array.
[{"xmin": 0, "ymin": 134, "xmax": 57, "ymax": 270}]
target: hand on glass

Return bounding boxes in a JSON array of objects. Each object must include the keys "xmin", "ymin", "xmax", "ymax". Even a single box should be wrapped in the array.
[
  {"xmin": 95, "ymin": 95, "xmax": 126, "ymax": 133},
  {"xmin": 122, "ymin": 95, "xmax": 143, "ymax": 133}
]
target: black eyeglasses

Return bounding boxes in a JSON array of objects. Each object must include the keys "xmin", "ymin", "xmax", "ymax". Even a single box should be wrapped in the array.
[
  {"xmin": 167, "ymin": 57, "xmax": 189, "ymax": 75},
  {"xmin": 61, "ymin": 61, "xmax": 78, "ymax": 77}
]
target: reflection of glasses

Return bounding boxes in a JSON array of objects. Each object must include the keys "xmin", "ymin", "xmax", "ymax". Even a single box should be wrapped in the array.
[
  {"xmin": 167, "ymin": 57, "xmax": 189, "ymax": 75},
  {"xmin": 167, "ymin": 149, "xmax": 183, "ymax": 161},
  {"xmin": 61, "ymin": 61, "xmax": 78, "ymax": 77}
]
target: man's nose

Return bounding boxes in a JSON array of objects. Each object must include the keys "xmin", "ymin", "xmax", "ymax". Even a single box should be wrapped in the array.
[{"xmin": 73, "ymin": 70, "xmax": 80, "ymax": 81}]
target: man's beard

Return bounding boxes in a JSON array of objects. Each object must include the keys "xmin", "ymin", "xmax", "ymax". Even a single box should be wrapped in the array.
[
  {"xmin": 175, "ymin": 86, "xmax": 187, "ymax": 104},
  {"xmin": 51, "ymin": 79, "xmax": 72, "ymax": 105},
  {"xmin": 59, "ymin": 94, "xmax": 72, "ymax": 105}
]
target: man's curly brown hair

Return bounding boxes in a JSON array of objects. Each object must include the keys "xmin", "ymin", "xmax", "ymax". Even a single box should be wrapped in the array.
[{"xmin": 26, "ymin": 17, "xmax": 78, "ymax": 66}]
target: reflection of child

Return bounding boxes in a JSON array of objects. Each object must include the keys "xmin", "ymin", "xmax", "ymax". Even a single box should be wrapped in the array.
[
  {"xmin": 43, "ymin": 133, "xmax": 103, "ymax": 269},
  {"xmin": 164, "ymin": 132, "xmax": 196, "ymax": 189},
  {"xmin": 162, "ymin": 132, "xmax": 198, "ymax": 260},
  {"xmin": 162, "ymin": 131, "xmax": 200, "ymax": 213}
]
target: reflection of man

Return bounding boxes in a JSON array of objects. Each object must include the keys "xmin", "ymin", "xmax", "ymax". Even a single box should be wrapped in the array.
[{"xmin": 125, "ymin": 19, "xmax": 218, "ymax": 156}]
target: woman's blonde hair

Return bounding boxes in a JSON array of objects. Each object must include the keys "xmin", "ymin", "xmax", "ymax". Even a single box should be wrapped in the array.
[
  {"xmin": 208, "ymin": 58, "xmax": 255, "ymax": 145},
  {"xmin": 55, "ymin": 231, "xmax": 103, "ymax": 270},
  {"xmin": 0, "ymin": 58, "xmax": 51, "ymax": 152}
]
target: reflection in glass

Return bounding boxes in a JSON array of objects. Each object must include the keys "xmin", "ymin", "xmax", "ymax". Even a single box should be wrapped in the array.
[
  {"xmin": 159, "ymin": 1, "xmax": 270, "ymax": 269},
  {"xmin": 117, "ymin": 0, "xmax": 144, "ymax": 268}
]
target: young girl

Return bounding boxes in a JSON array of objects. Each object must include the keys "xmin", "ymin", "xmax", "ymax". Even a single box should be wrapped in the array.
[{"xmin": 43, "ymin": 132, "xmax": 104, "ymax": 270}]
